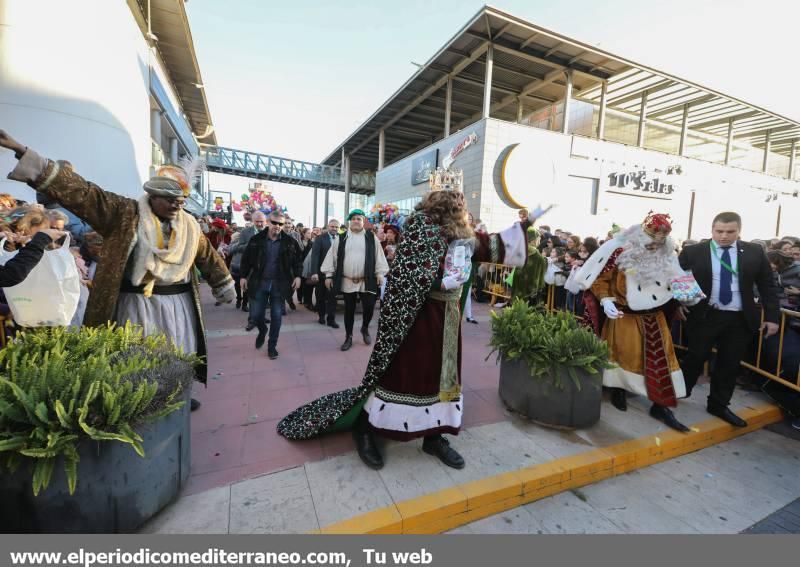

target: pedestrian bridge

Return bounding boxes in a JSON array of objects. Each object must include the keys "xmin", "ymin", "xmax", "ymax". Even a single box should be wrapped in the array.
[{"xmin": 200, "ymin": 146, "xmax": 375, "ymax": 194}]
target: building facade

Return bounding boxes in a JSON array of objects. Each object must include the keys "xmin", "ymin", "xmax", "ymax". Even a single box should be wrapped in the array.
[
  {"xmin": 325, "ymin": 7, "xmax": 800, "ymax": 241},
  {"xmin": 0, "ymin": 0, "xmax": 215, "ymax": 214}
]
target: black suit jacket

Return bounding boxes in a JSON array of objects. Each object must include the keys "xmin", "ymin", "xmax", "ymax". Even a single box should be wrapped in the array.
[
  {"xmin": 678, "ymin": 240, "xmax": 778, "ymax": 331},
  {"xmin": 310, "ymin": 233, "xmax": 336, "ymax": 278}
]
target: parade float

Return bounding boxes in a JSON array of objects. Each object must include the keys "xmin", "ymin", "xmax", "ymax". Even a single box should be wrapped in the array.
[
  {"xmin": 0, "ymin": 324, "xmax": 197, "ymax": 533},
  {"xmin": 488, "ymin": 300, "xmax": 612, "ymax": 429}
]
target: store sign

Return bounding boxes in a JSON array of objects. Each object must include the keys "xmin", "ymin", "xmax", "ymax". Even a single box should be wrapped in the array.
[
  {"xmin": 411, "ymin": 149, "xmax": 438, "ymax": 186},
  {"xmin": 607, "ymin": 165, "xmax": 682, "ymax": 200},
  {"xmin": 442, "ymin": 132, "xmax": 478, "ymax": 169}
]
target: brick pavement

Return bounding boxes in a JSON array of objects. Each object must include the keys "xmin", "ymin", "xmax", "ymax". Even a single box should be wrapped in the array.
[{"xmin": 186, "ymin": 288, "xmax": 506, "ymax": 495}]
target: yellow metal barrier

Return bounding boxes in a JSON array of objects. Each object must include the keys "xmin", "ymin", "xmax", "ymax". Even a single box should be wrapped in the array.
[
  {"xmin": 740, "ymin": 308, "xmax": 800, "ymax": 393},
  {"xmin": 478, "ymin": 262, "xmax": 514, "ymax": 306}
]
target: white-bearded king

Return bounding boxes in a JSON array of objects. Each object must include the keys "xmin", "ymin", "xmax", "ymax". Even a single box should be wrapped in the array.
[{"xmin": 576, "ymin": 212, "xmax": 696, "ymax": 432}]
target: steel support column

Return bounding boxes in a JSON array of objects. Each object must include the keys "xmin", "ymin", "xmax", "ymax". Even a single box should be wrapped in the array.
[
  {"xmin": 324, "ymin": 189, "xmax": 330, "ymax": 222},
  {"xmin": 169, "ymin": 137, "xmax": 178, "ymax": 164},
  {"xmin": 789, "ymin": 140, "xmax": 797, "ymax": 180},
  {"xmin": 763, "ymin": 130, "xmax": 771, "ymax": 173},
  {"xmin": 378, "ymin": 129, "xmax": 385, "ymax": 171},
  {"xmin": 724, "ymin": 118, "xmax": 734, "ymax": 165},
  {"xmin": 596, "ymin": 80, "xmax": 607, "ymax": 140},
  {"xmin": 344, "ymin": 154, "xmax": 351, "ymax": 216},
  {"xmin": 444, "ymin": 78, "xmax": 453, "ymax": 137},
  {"xmin": 561, "ymin": 69, "xmax": 573, "ymax": 134},
  {"xmin": 678, "ymin": 104, "xmax": 689, "ymax": 156},
  {"xmin": 313, "ymin": 187, "xmax": 318, "ymax": 228},
  {"xmin": 516, "ymin": 97, "xmax": 524, "ymax": 123},
  {"xmin": 636, "ymin": 90, "xmax": 648, "ymax": 147},
  {"xmin": 150, "ymin": 109, "xmax": 162, "ymax": 146},
  {"xmin": 482, "ymin": 45, "xmax": 494, "ymax": 119}
]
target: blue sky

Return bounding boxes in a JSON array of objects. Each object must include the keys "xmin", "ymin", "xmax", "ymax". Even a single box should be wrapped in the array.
[{"xmin": 186, "ymin": 0, "xmax": 799, "ymax": 224}]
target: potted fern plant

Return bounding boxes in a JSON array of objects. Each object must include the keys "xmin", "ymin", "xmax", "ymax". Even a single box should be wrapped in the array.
[
  {"xmin": 488, "ymin": 300, "xmax": 613, "ymax": 429},
  {"xmin": 0, "ymin": 324, "xmax": 197, "ymax": 533}
]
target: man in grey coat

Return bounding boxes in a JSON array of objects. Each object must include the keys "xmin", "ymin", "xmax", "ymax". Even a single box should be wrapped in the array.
[
  {"xmin": 229, "ymin": 211, "xmax": 267, "ymax": 329},
  {"xmin": 310, "ymin": 218, "xmax": 340, "ymax": 327}
]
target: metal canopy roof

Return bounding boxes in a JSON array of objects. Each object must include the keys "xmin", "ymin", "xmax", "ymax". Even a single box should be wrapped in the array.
[
  {"xmin": 132, "ymin": 0, "xmax": 217, "ymax": 146},
  {"xmin": 324, "ymin": 5, "xmax": 799, "ymax": 172}
]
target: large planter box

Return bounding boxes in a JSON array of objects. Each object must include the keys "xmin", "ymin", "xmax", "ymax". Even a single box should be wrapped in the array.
[
  {"xmin": 0, "ymin": 391, "xmax": 191, "ymax": 533},
  {"xmin": 499, "ymin": 358, "xmax": 602, "ymax": 429}
]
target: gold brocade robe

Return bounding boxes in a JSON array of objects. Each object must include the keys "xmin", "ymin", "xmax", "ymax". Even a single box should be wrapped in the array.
[
  {"xmin": 591, "ymin": 267, "xmax": 685, "ymax": 405},
  {"xmin": 21, "ymin": 158, "xmax": 233, "ymax": 383}
]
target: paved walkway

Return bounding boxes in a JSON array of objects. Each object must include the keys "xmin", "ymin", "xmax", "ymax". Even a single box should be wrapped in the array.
[
  {"xmin": 140, "ymin": 289, "xmax": 800, "ymax": 534},
  {"xmin": 452, "ymin": 429, "xmax": 800, "ymax": 534},
  {"xmin": 185, "ymin": 288, "xmax": 505, "ymax": 496}
]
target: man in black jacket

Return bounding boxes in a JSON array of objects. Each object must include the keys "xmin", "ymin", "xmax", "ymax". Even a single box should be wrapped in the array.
[
  {"xmin": 240, "ymin": 210, "xmax": 302, "ymax": 360},
  {"xmin": 309, "ymin": 218, "xmax": 340, "ymax": 328},
  {"xmin": 678, "ymin": 211, "xmax": 779, "ymax": 427}
]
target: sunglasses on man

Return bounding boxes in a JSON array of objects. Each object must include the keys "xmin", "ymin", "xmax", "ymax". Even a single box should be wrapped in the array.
[{"xmin": 270, "ymin": 220, "xmax": 284, "ymax": 226}]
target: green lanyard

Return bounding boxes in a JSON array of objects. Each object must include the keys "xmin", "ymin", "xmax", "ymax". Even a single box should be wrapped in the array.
[{"xmin": 710, "ymin": 240, "xmax": 738, "ymax": 276}]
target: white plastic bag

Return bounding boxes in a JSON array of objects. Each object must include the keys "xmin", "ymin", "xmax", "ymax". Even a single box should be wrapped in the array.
[{"xmin": 1, "ymin": 234, "xmax": 81, "ymax": 327}]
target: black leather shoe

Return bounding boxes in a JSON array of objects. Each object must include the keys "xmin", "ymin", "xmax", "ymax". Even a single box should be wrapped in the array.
[
  {"xmin": 318, "ymin": 318, "xmax": 326, "ymax": 325},
  {"xmin": 708, "ymin": 406, "xmax": 747, "ymax": 427},
  {"xmin": 245, "ymin": 321, "xmax": 255, "ymax": 332},
  {"xmin": 650, "ymin": 404, "xmax": 690, "ymax": 433},
  {"xmin": 235, "ymin": 299, "xmax": 242, "ymax": 309},
  {"xmin": 353, "ymin": 429, "xmax": 383, "ymax": 470},
  {"xmin": 241, "ymin": 302, "xmax": 249, "ymax": 312},
  {"xmin": 341, "ymin": 336, "xmax": 353, "ymax": 351},
  {"xmin": 190, "ymin": 398, "xmax": 202, "ymax": 412},
  {"xmin": 466, "ymin": 317, "xmax": 478, "ymax": 324},
  {"xmin": 328, "ymin": 321, "xmax": 340, "ymax": 329},
  {"xmin": 255, "ymin": 327, "xmax": 267, "ymax": 349},
  {"xmin": 423, "ymin": 435, "xmax": 465, "ymax": 469},
  {"xmin": 610, "ymin": 388, "xmax": 627, "ymax": 412},
  {"xmin": 361, "ymin": 328, "xmax": 372, "ymax": 345},
  {"xmin": 288, "ymin": 300, "xmax": 296, "ymax": 311},
  {"xmin": 267, "ymin": 347, "xmax": 279, "ymax": 360}
]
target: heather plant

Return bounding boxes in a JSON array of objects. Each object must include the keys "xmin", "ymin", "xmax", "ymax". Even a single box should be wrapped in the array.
[
  {"xmin": 488, "ymin": 299, "xmax": 614, "ymax": 389},
  {"xmin": 0, "ymin": 323, "xmax": 198, "ymax": 495}
]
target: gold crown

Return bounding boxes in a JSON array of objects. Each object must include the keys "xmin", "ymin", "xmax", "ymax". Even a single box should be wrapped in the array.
[{"xmin": 428, "ymin": 167, "xmax": 463, "ymax": 192}]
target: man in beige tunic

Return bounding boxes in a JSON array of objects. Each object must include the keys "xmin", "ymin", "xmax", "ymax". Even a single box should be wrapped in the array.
[{"xmin": 323, "ymin": 209, "xmax": 388, "ymax": 351}]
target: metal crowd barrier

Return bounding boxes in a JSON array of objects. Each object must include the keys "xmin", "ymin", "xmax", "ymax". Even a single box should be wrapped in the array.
[
  {"xmin": 478, "ymin": 261, "xmax": 799, "ymax": 394},
  {"xmin": 744, "ymin": 308, "xmax": 800, "ymax": 392}
]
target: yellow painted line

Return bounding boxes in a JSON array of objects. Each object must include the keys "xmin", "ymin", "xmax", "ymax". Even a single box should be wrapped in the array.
[{"xmin": 318, "ymin": 402, "xmax": 783, "ymax": 534}]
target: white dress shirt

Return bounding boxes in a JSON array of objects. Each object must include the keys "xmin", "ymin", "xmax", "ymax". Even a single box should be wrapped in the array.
[
  {"xmin": 321, "ymin": 230, "xmax": 389, "ymax": 294},
  {"xmin": 709, "ymin": 240, "xmax": 742, "ymax": 311}
]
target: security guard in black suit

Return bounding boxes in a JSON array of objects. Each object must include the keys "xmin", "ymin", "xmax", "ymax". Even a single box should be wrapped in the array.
[{"xmin": 678, "ymin": 211, "xmax": 779, "ymax": 427}]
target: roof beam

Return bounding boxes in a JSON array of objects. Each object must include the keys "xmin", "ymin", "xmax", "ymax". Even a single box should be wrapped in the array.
[
  {"xmin": 691, "ymin": 111, "xmax": 760, "ymax": 130},
  {"xmin": 478, "ymin": 34, "xmax": 612, "ymax": 80},
  {"xmin": 493, "ymin": 22, "xmax": 515, "ymax": 41},
  {"xmin": 641, "ymin": 94, "xmax": 716, "ymax": 119},
  {"xmin": 608, "ymin": 79, "xmax": 673, "ymax": 106},
  {"xmin": 455, "ymin": 66, "xmax": 565, "ymax": 128},
  {"xmin": 452, "ymin": 74, "xmax": 521, "ymax": 96},
  {"xmin": 519, "ymin": 32, "xmax": 540, "ymax": 49},
  {"xmin": 345, "ymin": 41, "xmax": 490, "ymax": 157}
]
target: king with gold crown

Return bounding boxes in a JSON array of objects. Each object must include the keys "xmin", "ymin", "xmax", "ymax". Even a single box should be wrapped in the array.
[
  {"xmin": 279, "ymin": 168, "xmax": 553, "ymax": 471},
  {"xmin": 576, "ymin": 212, "xmax": 703, "ymax": 432}
]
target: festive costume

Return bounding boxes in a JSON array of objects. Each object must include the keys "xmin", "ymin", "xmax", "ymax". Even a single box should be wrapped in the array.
[
  {"xmin": 278, "ymin": 193, "xmax": 534, "ymax": 447},
  {"xmin": 576, "ymin": 213, "xmax": 702, "ymax": 431},
  {"xmin": 8, "ymin": 150, "xmax": 235, "ymax": 382}
]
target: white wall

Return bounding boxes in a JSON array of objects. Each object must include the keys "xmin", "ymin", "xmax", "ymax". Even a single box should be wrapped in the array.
[{"xmin": 0, "ymin": 0, "xmax": 153, "ymax": 201}]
